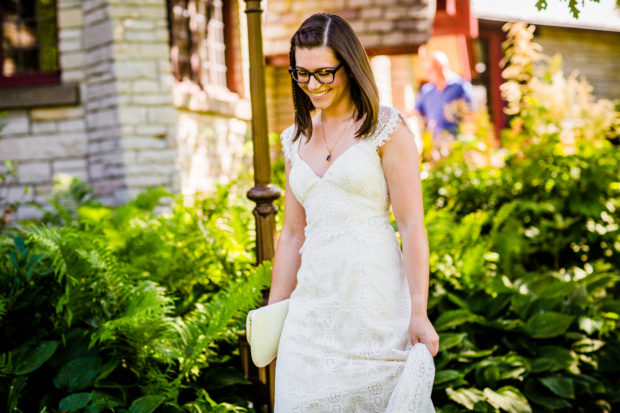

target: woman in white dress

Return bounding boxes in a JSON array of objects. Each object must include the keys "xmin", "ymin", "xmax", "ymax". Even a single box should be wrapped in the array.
[{"xmin": 268, "ymin": 12, "xmax": 439, "ymax": 412}]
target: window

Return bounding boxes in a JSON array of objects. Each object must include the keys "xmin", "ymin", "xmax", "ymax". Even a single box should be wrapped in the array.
[
  {"xmin": 167, "ymin": 0, "xmax": 233, "ymax": 91},
  {"xmin": 0, "ymin": 0, "xmax": 59, "ymax": 87},
  {"xmin": 436, "ymin": 0, "xmax": 456, "ymax": 15}
]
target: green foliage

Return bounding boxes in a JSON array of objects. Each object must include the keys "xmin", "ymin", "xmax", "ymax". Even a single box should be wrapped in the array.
[
  {"xmin": 428, "ymin": 261, "xmax": 618, "ymax": 412},
  {"xmin": 500, "ymin": 22, "xmax": 617, "ymax": 147},
  {"xmin": 267, "ymin": 58, "xmax": 619, "ymax": 409},
  {"xmin": 534, "ymin": 0, "xmax": 618, "ymax": 19},
  {"xmin": 419, "ymin": 22, "xmax": 619, "ymax": 413},
  {"xmin": 40, "ymin": 173, "xmax": 99, "ymax": 226},
  {"xmin": 2, "ymin": 19, "xmax": 617, "ymax": 411},
  {"xmin": 0, "ymin": 183, "xmax": 270, "ymax": 412},
  {"xmin": 0, "ymin": 160, "xmax": 34, "ymax": 234},
  {"xmin": 422, "ymin": 146, "xmax": 619, "ymax": 412}
]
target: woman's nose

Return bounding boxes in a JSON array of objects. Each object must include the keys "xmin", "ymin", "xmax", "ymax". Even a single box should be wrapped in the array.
[{"xmin": 307, "ymin": 75, "xmax": 321, "ymax": 90}]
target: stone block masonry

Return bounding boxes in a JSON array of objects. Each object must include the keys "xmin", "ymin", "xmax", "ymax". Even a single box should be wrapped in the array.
[
  {"xmin": 107, "ymin": 0, "xmax": 181, "ymax": 197},
  {"xmin": 82, "ymin": 0, "xmax": 125, "ymax": 203},
  {"xmin": 176, "ymin": 112, "xmax": 250, "ymax": 198},
  {"xmin": 263, "ymin": 0, "xmax": 434, "ymax": 55},
  {"xmin": 2, "ymin": 0, "xmax": 252, "ymax": 221}
]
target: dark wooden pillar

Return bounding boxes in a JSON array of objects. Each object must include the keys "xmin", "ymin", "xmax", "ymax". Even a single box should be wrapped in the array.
[
  {"xmin": 244, "ymin": 0, "xmax": 280, "ymax": 266},
  {"xmin": 241, "ymin": 1, "xmax": 281, "ymax": 412},
  {"xmin": 488, "ymin": 31, "xmax": 506, "ymax": 140}
]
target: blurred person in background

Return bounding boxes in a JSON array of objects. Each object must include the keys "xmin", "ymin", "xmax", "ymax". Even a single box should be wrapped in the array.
[{"xmin": 413, "ymin": 50, "xmax": 473, "ymax": 161}]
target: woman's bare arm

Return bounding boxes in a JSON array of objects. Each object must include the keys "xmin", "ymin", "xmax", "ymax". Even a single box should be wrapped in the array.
[
  {"xmin": 381, "ymin": 117, "xmax": 439, "ymax": 356},
  {"xmin": 267, "ymin": 159, "xmax": 306, "ymax": 304}
]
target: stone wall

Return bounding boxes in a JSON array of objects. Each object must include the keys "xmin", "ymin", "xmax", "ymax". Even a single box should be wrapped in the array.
[
  {"xmin": 0, "ymin": 0, "xmax": 93, "ymax": 220},
  {"xmin": 536, "ymin": 26, "xmax": 620, "ymax": 101},
  {"xmin": 82, "ymin": 0, "xmax": 126, "ymax": 205},
  {"xmin": 1, "ymin": 0, "xmax": 251, "ymax": 221},
  {"xmin": 263, "ymin": 0, "xmax": 434, "ymax": 56},
  {"xmin": 176, "ymin": 112, "xmax": 250, "ymax": 196},
  {"xmin": 0, "ymin": 105, "xmax": 89, "ymax": 220},
  {"xmin": 105, "ymin": 0, "xmax": 179, "ymax": 201}
]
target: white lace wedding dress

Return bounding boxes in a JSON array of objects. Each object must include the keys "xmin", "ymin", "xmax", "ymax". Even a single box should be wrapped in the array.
[{"xmin": 274, "ymin": 105, "xmax": 435, "ymax": 412}]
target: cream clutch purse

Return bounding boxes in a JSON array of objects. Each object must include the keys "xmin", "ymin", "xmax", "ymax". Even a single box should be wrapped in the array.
[{"xmin": 246, "ymin": 299, "xmax": 290, "ymax": 368}]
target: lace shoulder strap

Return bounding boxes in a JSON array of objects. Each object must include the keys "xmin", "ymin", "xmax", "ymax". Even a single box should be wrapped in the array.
[
  {"xmin": 280, "ymin": 124, "xmax": 297, "ymax": 164},
  {"xmin": 368, "ymin": 105, "xmax": 416, "ymax": 149}
]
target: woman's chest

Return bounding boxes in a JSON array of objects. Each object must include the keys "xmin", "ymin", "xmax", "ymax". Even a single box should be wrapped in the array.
[{"xmin": 290, "ymin": 141, "xmax": 389, "ymax": 206}]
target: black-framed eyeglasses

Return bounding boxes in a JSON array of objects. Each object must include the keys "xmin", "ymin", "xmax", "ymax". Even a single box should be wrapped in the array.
[{"xmin": 288, "ymin": 63, "xmax": 343, "ymax": 84}]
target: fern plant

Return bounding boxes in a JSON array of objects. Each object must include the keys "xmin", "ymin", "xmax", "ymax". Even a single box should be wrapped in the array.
[{"xmin": 1, "ymin": 181, "xmax": 271, "ymax": 412}]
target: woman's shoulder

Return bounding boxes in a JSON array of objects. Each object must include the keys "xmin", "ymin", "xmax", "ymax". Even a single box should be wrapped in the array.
[
  {"xmin": 377, "ymin": 104, "xmax": 406, "ymax": 122},
  {"xmin": 372, "ymin": 105, "xmax": 414, "ymax": 147},
  {"xmin": 281, "ymin": 123, "xmax": 297, "ymax": 139},
  {"xmin": 280, "ymin": 124, "xmax": 298, "ymax": 163}
]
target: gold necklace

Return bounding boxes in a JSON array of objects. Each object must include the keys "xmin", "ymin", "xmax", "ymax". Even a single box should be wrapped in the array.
[{"xmin": 320, "ymin": 113, "xmax": 354, "ymax": 162}]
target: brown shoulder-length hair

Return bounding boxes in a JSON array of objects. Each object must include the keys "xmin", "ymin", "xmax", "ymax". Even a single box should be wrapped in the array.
[{"xmin": 289, "ymin": 12, "xmax": 379, "ymax": 142}]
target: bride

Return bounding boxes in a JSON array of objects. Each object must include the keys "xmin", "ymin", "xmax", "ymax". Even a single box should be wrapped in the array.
[{"xmin": 268, "ymin": 12, "xmax": 439, "ymax": 412}]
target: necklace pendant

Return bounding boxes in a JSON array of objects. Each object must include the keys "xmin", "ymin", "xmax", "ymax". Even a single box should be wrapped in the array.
[{"xmin": 326, "ymin": 153, "xmax": 331, "ymax": 161}]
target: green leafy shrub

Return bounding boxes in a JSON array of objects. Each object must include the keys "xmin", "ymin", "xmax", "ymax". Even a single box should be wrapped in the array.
[
  {"xmin": 2, "ymin": 18, "xmax": 617, "ymax": 412},
  {"xmin": 420, "ymin": 22, "xmax": 619, "ymax": 413},
  {"xmin": 0, "ymin": 183, "xmax": 268, "ymax": 412},
  {"xmin": 426, "ymin": 207, "xmax": 618, "ymax": 412},
  {"xmin": 0, "ymin": 160, "xmax": 35, "ymax": 235}
]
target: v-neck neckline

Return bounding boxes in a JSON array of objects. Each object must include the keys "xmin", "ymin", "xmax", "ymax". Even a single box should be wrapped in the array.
[{"xmin": 296, "ymin": 137, "xmax": 365, "ymax": 180}]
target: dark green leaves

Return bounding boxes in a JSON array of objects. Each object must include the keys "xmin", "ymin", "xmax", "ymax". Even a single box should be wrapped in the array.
[
  {"xmin": 524, "ymin": 379, "xmax": 572, "ymax": 409},
  {"xmin": 526, "ymin": 312, "xmax": 575, "ymax": 338},
  {"xmin": 530, "ymin": 345, "xmax": 576, "ymax": 373},
  {"xmin": 59, "ymin": 393, "xmax": 92, "ymax": 412},
  {"xmin": 439, "ymin": 332, "xmax": 467, "ymax": 351},
  {"xmin": 54, "ymin": 356, "xmax": 102, "ymax": 392},
  {"xmin": 538, "ymin": 376, "xmax": 575, "ymax": 399},
  {"xmin": 434, "ymin": 369, "xmax": 463, "ymax": 385},
  {"xmin": 435, "ymin": 309, "xmax": 480, "ymax": 331},
  {"xmin": 11, "ymin": 341, "xmax": 59, "ymax": 375},
  {"xmin": 0, "ymin": 185, "xmax": 266, "ymax": 412},
  {"xmin": 128, "ymin": 395, "xmax": 166, "ymax": 413}
]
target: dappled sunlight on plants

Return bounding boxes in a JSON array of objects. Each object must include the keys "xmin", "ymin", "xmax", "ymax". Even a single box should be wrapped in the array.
[
  {"xmin": 0, "ymin": 182, "xmax": 269, "ymax": 412},
  {"xmin": 414, "ymin": 21, "xmax": 619, "ymax": 413},
  {"xmin": 500, "ymin": 22, "xmax": 617, "ymax": 157},
  {"xmin": 1, "ymin": 18, "xmax": 617, "ymax": 412}
]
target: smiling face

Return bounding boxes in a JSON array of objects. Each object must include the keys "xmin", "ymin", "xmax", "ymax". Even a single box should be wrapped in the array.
[
  {"xmin": 294, "ymin": 46, "xmax": 353, "ymax": 113},
  {"xmin": 288, "ymin": 13, "xmax": 379, "ymax": 142}
]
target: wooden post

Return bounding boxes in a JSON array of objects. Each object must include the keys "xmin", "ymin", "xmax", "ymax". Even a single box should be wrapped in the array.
[
  {"xmin": 244, "ymin": 0, "xmax": 280, "ymax": 265},
  {"xmin": 241, "ymin": 1, "xmax": 281, "ymax": 412}
]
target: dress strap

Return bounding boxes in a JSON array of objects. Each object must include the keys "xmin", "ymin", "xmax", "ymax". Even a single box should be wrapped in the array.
[
  {"xmin": 280, "ymin": 124, "xmax": 297, "ymax": 164},
  {"xmin": 368, "ymin": 105, "xmax": 416, "ymax": 149}
]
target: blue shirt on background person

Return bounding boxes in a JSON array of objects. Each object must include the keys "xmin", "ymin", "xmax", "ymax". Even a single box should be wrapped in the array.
[{"xmin": 415, "ymin": 70, "xmax": 473, "ymax": 138}]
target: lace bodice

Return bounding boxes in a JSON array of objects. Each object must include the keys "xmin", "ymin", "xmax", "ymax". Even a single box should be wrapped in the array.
[{"xmin": 281, "ymin": 106, "xmax": 408, "ymax": 243}]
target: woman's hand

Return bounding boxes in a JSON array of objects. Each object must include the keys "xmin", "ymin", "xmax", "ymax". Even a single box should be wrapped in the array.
[{"xmin": 409, "ymin": 313, "xmax": 439, "ymax": 357}]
